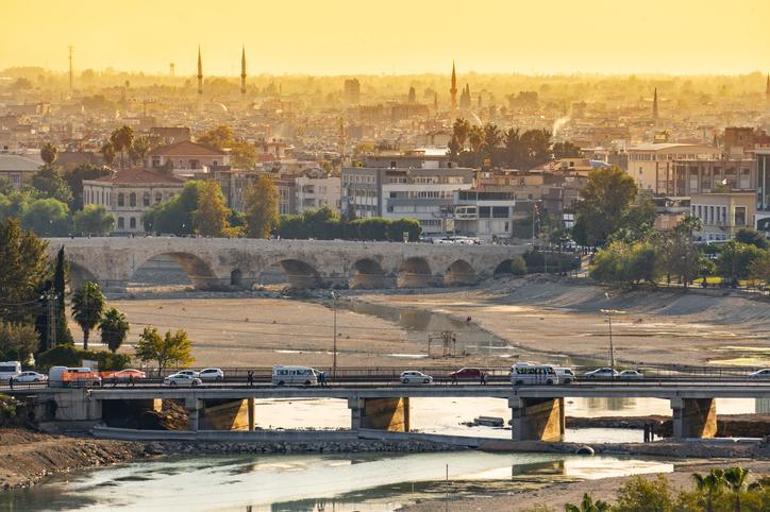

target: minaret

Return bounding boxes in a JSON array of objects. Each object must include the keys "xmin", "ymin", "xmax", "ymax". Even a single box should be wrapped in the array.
[
  {"xmin": 240, "ymin": 45, "xmax": 247, "ymax": 95},
  {"xmin": 197, "ymin": 46, "xmax": 203, "ymax": 95},
  {"xmin": 766, "ymin": 74, "xmax": 769, "ymax": 101},
  {"xmin": 68, "ymin": 46, "xmax": 74, "ymax": 91},
  {"xmin": 652, "ymin": 87, "xmax": 658, "ymax": 120},
  {"xmin": 450, "ymin": 61, "xmax": 458, "ymax": 111}
]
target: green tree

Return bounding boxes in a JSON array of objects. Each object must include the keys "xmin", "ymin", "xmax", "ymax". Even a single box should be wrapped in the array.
[
  {"xmin": 0, "ymin": 218, "xmax": 49, "ymax": 324},
  {"xmin": 71, "ymin": 281, "xmax": 105, "ymax": 350},
  {"xmin": 64, "ymin": 164, "xmax": 111, "ymax": 210},
  {"xmin": 614, "ymin": 475, "xmax": 673, "ymax": 512},
  {"xmin": 717, "ymin": 241, "xmax": 765, "ymax": 283},
  {"xmin": 244, "ymin": 175, "xmax": 278, "ymax": 238},
  {"xmin": 143, "ymin": 181, "xmax": 203, "ymax": 235},
  {"xmin": 73, "ymin": 204, "xmax": 115, "ymax": 236},
  {"xmin": 100, "ymin": 141, "xmax": 116, "ymax": 167},
  {"xmin": 31, "ymin": 166, "xmax": 73, "ymax": 205},
  {"xmin": 662, "ymin": 216, "xmax": 704, "ymax": 289},
  {"xmin": 552, "ymin": 141, "xmax": 582, "ymax": 159},
  {"xmin": 98, "ymin": 307, "xmax": 129, "ymax": 353},
  {"xmin": 197, "ymin": 125, "xmax": 257, "ymax": 169},
  {"xmin": 40, "ymin": 142, "xmax": 58, "ymax": 166},
  {"xmin": 21, "ymin": 197, "xmax": 71, "ymax": 236},
  {"xmin": 564, "ymin": 493, "xmax": 611, "ymax": 512},
  {"xmin": 52, "ymin": 247, "xmax": 73, "ymax": 345},
  {"xmin": 693, "ymin": 470, "xmax": 725, "ymax": 512},
  {"xmin": 192, "ymin": 180, "xmax": 232, "ymax": 237},
  {"xmin": 590, "ymin": 240, "xmax": 659, "ymax": 288},
  {"xmin": 735, "ymin": 228, "xmax": 768, "ymax": 250},
  {"xmin": 134, "ymin": 326, "xmax": 194, "ymax": 372},
  {"xmin": 128, "ymin": 136, "xmax": 151, "ymax": 166},
  {"xmin": 452, "ymin": 118, "xmax": 471, "ymax": 149},
  {"xmin": 748, "ymin": 250, "xmax": 770, "ymax": 283},
  {"xmin": 0, "ymin": 322, "xmax": 39, "ymax": 363},
  {"xmin": 723, "ymin": 467, "xmax": 750, "ymax": 512},
  {"xmin": 573, "ymin": 167, "xmax": 638, "ymax": 247}
]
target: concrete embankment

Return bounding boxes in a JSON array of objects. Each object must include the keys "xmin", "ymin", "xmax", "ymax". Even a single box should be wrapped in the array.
[{"xmin": 567, "ymin": 414, "xmax": 770, "ymax": 438}]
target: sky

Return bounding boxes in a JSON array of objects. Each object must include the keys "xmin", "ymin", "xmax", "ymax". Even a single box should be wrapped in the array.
[{"xmin": 2, "ymin": 0, "xmax": 770, "ymax": 76}]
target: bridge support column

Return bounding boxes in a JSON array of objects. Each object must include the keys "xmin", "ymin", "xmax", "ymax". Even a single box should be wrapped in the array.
[
  {"xmin": 185, "ymin": 397, "xmax": 201, "ymax": 432},
  {"xmin": 247, "ymin": 397, "xmax": 255, "ymax": 431},
  {"xmin": 509, "ymin": 397, "xmax": 565, "ymax": 442},
  {"xmin": 671, "ymin": 398, "xmax": 716, "ymax": 439},
  {"xmin": 348, "ymin": 397, "xmax": 410, "ymax": 432}
]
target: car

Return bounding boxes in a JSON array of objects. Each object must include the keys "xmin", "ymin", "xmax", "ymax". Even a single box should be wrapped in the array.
[
  {"xmin": 749, "ymin": 369, "xmax": 770, "ymax": 379},
  {"xmin": 164, "ymin": 373, "xmax": 202, "ymax": 387},
  {"xmin": 400, "ymin": 371, "xmax": 433, "ymax": 385},
  {"xmin": 198, "ymin": 368, "xmax": 224, "ymax": 381},
  {"xmin": 13, "ymin": 371, "xmax": 47, "ymax": 383},
  {"xmin": 449, "ymin": 368, "xmax": 482, "ymax": 381},
  {"xmin": 555, "ymin": 367, "xmax": 577, "ymax": 384},
  {"xmin": 618, "ymin": 370, "xmax": 644, "ymax": 380},
  {"xmin": 108, "ymin": 369, "xmax": 146, "ymax": 381},
  {"xmin": 176, "ymin": 370, "xmax": 200, "ymax": 378},
  {"xmin": 583, "ymin": 368, "xmax": 619, "ymax": 379}
]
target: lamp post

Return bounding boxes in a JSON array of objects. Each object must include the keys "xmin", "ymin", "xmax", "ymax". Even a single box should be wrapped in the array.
[
  {"xmin": 600, "ymin": 307, "xmax": 626, "ymax": 370},
  {"xmin": 331, "ymin": 291, "xmax": 338, "ymax": 379}
]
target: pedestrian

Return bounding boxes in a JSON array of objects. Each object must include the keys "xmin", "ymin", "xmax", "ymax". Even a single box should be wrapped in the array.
[
  {"xmin": 318, "ymin": 371, "xmax": 326, "ymax": 387},
  {"xmin": 129, "ymin": 374, "xmax": 135, "ymax": 388},
  {"xmin": 8, "ymin": 376, "xmax": 13, "ymax": 390},
  {"xmin": 480, "ymin": 372, "xmax": 487, "ymax": 386},
  {"xmin": 247, "ymin": 370, "xmax": 254, "ymax": 387},
  {"xmin": 451, "ymin": 373, "xmax": 458, "ymax": 386}
]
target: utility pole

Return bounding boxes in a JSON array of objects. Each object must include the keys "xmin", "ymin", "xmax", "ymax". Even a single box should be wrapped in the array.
[
  {"xmin": 601, "ymin": 306, "xmax": 626, "ymax": 371},
  {"xmin": 45, "ymin": 289, "xmax": 57, "ymax": 350}
]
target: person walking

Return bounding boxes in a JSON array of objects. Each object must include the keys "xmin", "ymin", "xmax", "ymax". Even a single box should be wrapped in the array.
[
  {"xmin": 480, "ymin": 371, "xmax": 487, "ymax": 386},
  {"xmin": 318, "ymin": 371, "xmax": 327, "ymax": 387},
  {"xmin": 247, "ymin": 370, "xmax": 254, "ymax": 387}
]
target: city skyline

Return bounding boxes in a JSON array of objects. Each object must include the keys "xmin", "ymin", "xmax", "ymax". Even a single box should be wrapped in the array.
[{"xmin": 3, "ymin": 0, "xmax": 770, "ymax": 76}]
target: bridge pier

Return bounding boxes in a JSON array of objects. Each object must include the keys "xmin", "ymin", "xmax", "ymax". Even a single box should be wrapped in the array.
[
  {"xmin": 185, "ymin": 397, "xmax": 201, "ymax": 432},
  {"xmin": 199, "ymin": 399, "xmax": 253, "ymax": 430},
  {"xmin": 671, "ymin": 398, "xmax": 717, "ymax": 439},
  {"xmin": 509, "ymin": 397, "xmax": 565, "ymax": 442},
  {"xmin": 349, "ymin": 397, "xmax": 410, "ymax": 432}
]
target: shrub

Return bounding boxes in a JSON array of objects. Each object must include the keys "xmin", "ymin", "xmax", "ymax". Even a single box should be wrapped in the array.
[{"xmin": 36, "ymin": 345, "xmax": 130, "ymax": 371}]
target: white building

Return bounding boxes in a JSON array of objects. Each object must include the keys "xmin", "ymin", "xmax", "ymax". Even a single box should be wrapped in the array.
[
  {"xmin": 626, "ymin": 143, "xmax": 719, "ymax": 194},
  {"xmin": 294, "ymin": 170, "xmax": 341, "ymax": 214},
  {"xmin": 452, "ymin": 190, "xmax": 518, "ymax": 240},
  {"xmin": 83, "ymin": 168, "xmax": 184, "ymax": 234}
]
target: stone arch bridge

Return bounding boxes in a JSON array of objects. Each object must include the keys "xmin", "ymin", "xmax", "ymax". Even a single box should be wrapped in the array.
[{"xmin": 45, "ymin": 237, "xmax": 527, "ymax": 292}]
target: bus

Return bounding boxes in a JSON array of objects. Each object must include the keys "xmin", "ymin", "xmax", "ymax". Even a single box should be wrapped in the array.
[
  {"xmin": 511, "ymin": 362, "xmax": 560, "ymax": 386},
  {"xmin": 271, "ymin": 365, "xmax": 319, "ymax": 387},
  {"xmin": 0, "ymin": 361, "xmax": 21, "ymax": 381}
]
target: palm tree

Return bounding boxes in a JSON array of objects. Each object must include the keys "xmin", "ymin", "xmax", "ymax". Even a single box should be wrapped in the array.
[
  {"xmin": 564, "ymin": 493, "xmax": 611, "ymax": 512},
  {"xmin": 128, "ymin": 136, "xmax": 151, "ymax": 166},
  {"xmin": 723, "ymin": 466, "xmax": 749, "ymax": 512},
  {"xmin": 101, "ymin": 141, "xmax": 116, "ymax": 167},
  {"xmin": 452, "ymin": 118, "xmax": 470, "ymax": 150},
  {"xmin": 40, "ymin": 142, "xmax": 58, "ymax": 166},
  {"xmin": 99, "ymin": 307, "xmax": 129, "ymax": 353},
  {"xmin": 468, "ymin": 125, "xmax": 484, "ymax": 154},
  {"xmin": 110, "ymin": 125, "xmax": 135, "ymax": 169},
  {"xmin": 693, "ymin": 470, "xmax": 724, "ymax": 512},
  {"xmin": 71, "ymin": 281, "xmax": 106, "ymax": 350},
  {"xmin": 503, "ymin": 127, "xmax": 521, "ymax": 168}
]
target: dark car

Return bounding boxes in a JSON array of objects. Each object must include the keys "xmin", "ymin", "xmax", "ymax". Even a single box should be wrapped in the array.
[{"xmin": 449, "ymin": 368, "xmax": 483, "ymax": 381}]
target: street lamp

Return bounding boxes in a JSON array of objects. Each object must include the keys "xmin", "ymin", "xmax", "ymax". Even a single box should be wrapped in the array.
[
  {"xmin": 600, "ymin": 305, "xmax": 626, "ymax": 370},
  {"xmin": 330, "ymin": 291, "xmax": 338, "ymax": 379}
]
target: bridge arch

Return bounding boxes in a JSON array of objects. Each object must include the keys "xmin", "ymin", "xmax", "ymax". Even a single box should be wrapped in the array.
[
  {"xmin": 230, "ymin": 269, "xmax": 243, "ymax": 288},
  {"xmin": 350, "ymin": 258, "xmax": 387, "ymax": 289},
  {"xmin": 68, "ymin": 261, "xmax": 99, "ymax": 291},
  {"xmin": 397, "ymin": 257, "xmax": 432, "ymax": 288},
  {"xmin": 444, "ymin": 259, "xmax": 477, "ymax": 286},
  {"xmin": 130, "ymin": 252, "xmax": 221, "ymax": 291},
  {"xmin": 259, "ymin": 258, "xmax": 323, "ymax": 289},
  {"xmin": 494, "ymin": 258, "xmax": 523, "ymax": 276}
]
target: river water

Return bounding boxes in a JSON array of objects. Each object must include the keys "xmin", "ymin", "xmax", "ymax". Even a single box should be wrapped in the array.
[{"xmin": 2, "ymin": 298, "xmax": 759, "ymax": 511}]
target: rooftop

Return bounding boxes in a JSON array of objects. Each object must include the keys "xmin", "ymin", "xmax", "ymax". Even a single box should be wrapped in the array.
[
  {"xmin": 87, "ymin": 168, "xmax": 184, "ymax": 186},
  {"xmin": 0, "ymin": 153, "xmax": 41, "ymax": 172},
  {"xmin": 148, "ymin": 140, "xmax": 226, "ymax": 157}
]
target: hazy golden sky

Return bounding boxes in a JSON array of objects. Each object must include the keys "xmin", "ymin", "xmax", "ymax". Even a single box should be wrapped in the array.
[{"xmin": 3, "ymin": 0, "xmax": 770, "ymax": 76}]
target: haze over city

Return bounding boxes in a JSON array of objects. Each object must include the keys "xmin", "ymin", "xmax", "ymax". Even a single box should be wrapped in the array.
[{"xmin": 4, "ymin": 0, "xmax": 770, "ymax": 75}]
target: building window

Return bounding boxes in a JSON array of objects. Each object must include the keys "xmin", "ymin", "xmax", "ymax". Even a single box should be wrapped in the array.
[
  {"xmin": 129, "ymin": 192, "xmax": 136, "ymax": 207},
  {"xmin": 118, "ymin": 193, "xmax": 125, "ymax": 207},
  {"xmin": 155, "ymin": 192, "xmax": 162, "ymax": 203},
  {"xmin": 117, "ymin": 217, "xmax": 125, "ymax": 229},
  {"xmin": 735, "ymin": 206, "xmax": 747, "ymax": 226},
  {"xmin": 130, "ymin": 217, "xmax": 137, "ymax": 229},
  {"xmin": 143, "ymin": 192, "xmax": 151, "ymax": 207}
]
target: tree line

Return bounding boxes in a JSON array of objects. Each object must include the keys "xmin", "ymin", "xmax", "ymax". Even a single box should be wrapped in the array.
[
  {"xmin": 276, "ymin": 207, "xmax": 421, "ymax": 241},
  {"xmin": 448, "ymin": 118, "xmax": 581, "ymax": 169}
]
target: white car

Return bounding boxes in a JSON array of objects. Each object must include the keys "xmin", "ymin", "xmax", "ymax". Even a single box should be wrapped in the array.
[
  {"xmin": 164, "ymin": 373, "xmax": 202, "ymax": 387},
  {"xmin": 199, "ymin": 368, "xmax": 224, "ymax": 381},
  {"xmin": 176, "ymin": 370, "xmax": 200, "ymax": 378},
  {"xmin": 583, "ymin": 368, "xmax": 619, "ymax": 379},
  {"xmin": 618, "ymin": 370, "xmax": 644, "ymax": 380},
  {"xmin": 749, "ymin": 369, "xmax": 770, "ymax": 379},
  {"xmin": 13, "ymin": 371, "xmax": 48, "ymax": 383},
  {"xmin": 400, "ymin": 371, "xmax": 433, "ymax": 385}
]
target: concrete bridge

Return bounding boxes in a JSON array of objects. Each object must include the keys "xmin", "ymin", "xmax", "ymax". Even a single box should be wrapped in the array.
[
  {"xmin": 45, "ymin": 237, "xmax": 526, "ymax": 292},
  {"xmin": 19, "ymin": 382, "xmax": 770, "ymax": 442}
]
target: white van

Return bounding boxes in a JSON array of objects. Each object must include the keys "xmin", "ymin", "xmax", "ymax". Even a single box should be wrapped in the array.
[
  {"xmin": 271, "ymin": 365, "xmax": 319, "ymax": 387},
  {"xmin": 511, "ymin": 362, "xmax": 560, "ymax": 386},
  {"xmin": 0, "ymin": 361, "xmax": 21, "ymax": 381},
  {"xmin": 555, "ymin": 367, "xmax": 576, "ymax": 384}
]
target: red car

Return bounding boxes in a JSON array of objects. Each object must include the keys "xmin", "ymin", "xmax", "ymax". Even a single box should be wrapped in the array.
[
  {"xmin": 449, "ymin": 368, "xmax": 483, "ymax": 381},
  {"xmin": 106, "ymin": 369, "xmax": 147, "ymax": 381}
]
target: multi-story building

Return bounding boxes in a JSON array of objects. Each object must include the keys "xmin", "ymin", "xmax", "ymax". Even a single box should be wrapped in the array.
[
  {"xmin": 755, "ymin": 149, "xmax": 770, "ymax": 235},
  {"xmin": 294, "ymin": 170, "xmax": 341, "ymax": 214},
  {"xmin": 0, "ymin": 153, "xmax": 40, "ymax": 190},
  {"xmin": 452, "ymin": 190, "xmax": 518, "ymax": 240},
  {"xmin": 626, "ymin": 143, "xmax": 719, "ymax": 194},
  {"xmin": 146, "ymin": 140, "xmax": 228, "ymax": 176},
  {"xmin": 341, "ymin": 153, "xmax": 473, "ymax": 234},
  {"xmin": 670, "ymin": 158, "xmax": 756, "ymax": 196},
  {"xmin": 690, "ymin": 191, "xmax": 756, "ymax": 241},
  {"xmin": 82, "ymin": 168, "xmax": 184, "ymax": 234}
]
